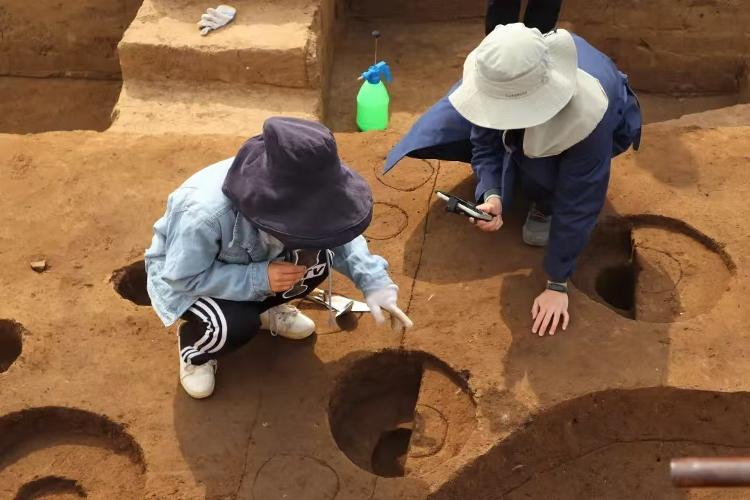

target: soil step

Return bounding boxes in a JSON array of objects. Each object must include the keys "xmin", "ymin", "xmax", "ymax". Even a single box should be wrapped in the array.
[
  {"xmin": 656, "ymin": 103, "xmax": 750, "ymax": 128},
  {"xmin": 110, "ymin": 79, "xmax": 320, "ymax": 135},
  {"xmin": 404, "ymin": 361, "xmax": 475, "ymax": 477},
  {"xmin": 118, "ymin": 0, "xmax": 323, "ymax": 89}
]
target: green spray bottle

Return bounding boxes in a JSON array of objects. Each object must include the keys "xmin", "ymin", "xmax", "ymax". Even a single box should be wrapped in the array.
[{"xmin": 356, "ymin": 31, "xmax": 392, "ymax": 131}]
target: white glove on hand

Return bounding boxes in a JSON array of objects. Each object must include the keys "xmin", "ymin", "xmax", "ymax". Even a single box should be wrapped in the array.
[
  {"xmin": 198, "ymin": 5, "xmax": 236, "ymax": 36},
  {"xmin": 365, "ymin": 285, "xmax": 414, "ymax": 330}
]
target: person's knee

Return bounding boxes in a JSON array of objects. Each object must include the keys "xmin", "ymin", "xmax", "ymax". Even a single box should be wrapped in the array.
[{"xmin": 227, "ymin": 313, "xmax": 262, "ymax": 344}]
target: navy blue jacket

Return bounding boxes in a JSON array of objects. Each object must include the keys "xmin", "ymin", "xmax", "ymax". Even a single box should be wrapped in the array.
[{"xmin": 384, "ymin": 35, "xmax": 642, "ymax": 282}]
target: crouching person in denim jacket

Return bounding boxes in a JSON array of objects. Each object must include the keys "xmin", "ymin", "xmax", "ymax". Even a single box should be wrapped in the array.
[{"xmin": 145, "ymin": 117, "xmax": 413, "ymax": 399}]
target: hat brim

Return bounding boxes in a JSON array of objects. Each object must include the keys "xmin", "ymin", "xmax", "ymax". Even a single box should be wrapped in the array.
[
  {"xmin": 238, "ymin": 153, "xmax": 374, "ymax": 250},
  {"xmin": 449, "ymin": 29, "xmax": 579, "ymax": 130},
  {"xmin": 524, "ymin": 68, "xmax": 610, "ymax": 158}
]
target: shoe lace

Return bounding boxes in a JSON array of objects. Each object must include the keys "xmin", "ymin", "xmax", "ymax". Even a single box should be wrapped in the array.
[
  {"xmin": 183, "ymin": 359, "xmax": 215, "ymax": 374},
  {"xmin": 269, "ymin": 304, "xmax": 299, "ymax": 336},
  {"xmin": 530, "ymin": 204, "xmax": 550, "ymax": 222}
]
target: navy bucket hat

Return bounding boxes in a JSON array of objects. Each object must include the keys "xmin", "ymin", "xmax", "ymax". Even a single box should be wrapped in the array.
[{"xmin": 222, "ymin": 117, "xmax": 373, "ymax": 249}]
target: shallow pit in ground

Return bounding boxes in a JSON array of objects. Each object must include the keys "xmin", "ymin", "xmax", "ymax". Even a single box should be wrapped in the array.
[
  {"xmin": 0, "ymin": 78, "xmax": 123, "ymax": 134},
  {"xmin": 328, "ymin": 350, "xmax": 475, "ymax": 478},
  {"xmin": 572, "ymin": 215, "xmax": 734, "ymax": 322},
  {"xmin": 14, "ymin": 475, "xmax": 87, "ymax": 499},
  {"xmin": 0, "ymin": 319, "xmax": 25, "ymax": 373},
  {"xmin": 433, "ymin": 388, "xmax": 750, "ymax": 499},
  {"xmin": 111, "ymin": 260, "xmax": 150, "ymax": 306},
  {"xmin": 0, "ymin": 407, "xmax": 145, "ymax": 499}
]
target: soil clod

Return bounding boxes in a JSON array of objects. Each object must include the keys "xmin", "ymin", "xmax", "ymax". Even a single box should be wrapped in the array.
[{"xmin": 29, "ymin": 260, "xmax": 48, "ymax": 273}]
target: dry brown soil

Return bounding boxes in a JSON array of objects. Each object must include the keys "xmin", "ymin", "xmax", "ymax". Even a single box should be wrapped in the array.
[{"xmin": 0, "ymin": 120, "xmax": 749, "ymax": 498}]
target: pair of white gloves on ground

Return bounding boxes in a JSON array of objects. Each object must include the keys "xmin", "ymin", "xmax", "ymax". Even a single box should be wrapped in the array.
[
  {"xmin": 197, "ymin": 5, "xmax": 236, "ymax": 36},
  {"xmin": 366, "ymin": 285, "xmax": 414, "ymax": 330}
]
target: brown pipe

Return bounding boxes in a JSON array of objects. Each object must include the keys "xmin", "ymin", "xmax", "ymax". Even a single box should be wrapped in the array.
[{"xmin": 672, "ymin": 457, "xmax": 750, "ymax": 487}]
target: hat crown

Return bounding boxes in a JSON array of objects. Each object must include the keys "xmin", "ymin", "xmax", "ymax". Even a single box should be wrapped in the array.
[
  {"xmin": 474, "ymin": 24, "xmax": 550, "ymax": 98},
  {"xmin": 263, "ymin": 117, "xmax": 339, "ymax": 178}
]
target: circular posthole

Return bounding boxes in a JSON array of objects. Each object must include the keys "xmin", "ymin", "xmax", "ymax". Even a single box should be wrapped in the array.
[
  {"xmin": 0, "ymin": 407, "xmax": 145, "ymax": 499},
  {"xmin": 365, "ymin": 203, "xmax": 409, "ymax": 241},
  {"xmin": 111, "ymin": 260, "xmax": 150, "ymax": 306},
  {"xmin": 329, "ymin": 350, "xmax": 475, "ymax": 478},
  {"xmin": 0, "ymin": 319, "xmax": 24, "ymax": 373},
  {"xmin": 572, "ymin": 216, "xmax": 733, "ymax": 322},
  {"xmin": 15, "ymin": 475, "xmax": 86, "ymax": 499},
  {"xmin": 371, "ymin": 427, "xmax": 413, "ymax": 477},
  {"xmin": 375, "ymin": 158, "xmax": 435, "ymax": 192},
  {"xmin": 253, "ymin": 454, "xmax": 339, "ymax": 500},
  {"xmin": 594, "ymin": 264, "xmax": 637, "ymax": 315}
]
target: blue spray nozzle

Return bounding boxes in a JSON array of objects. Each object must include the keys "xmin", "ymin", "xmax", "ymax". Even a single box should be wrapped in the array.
[{"xmin": 360, "ymin": 61, "xmax": 392, "ymax": 84}]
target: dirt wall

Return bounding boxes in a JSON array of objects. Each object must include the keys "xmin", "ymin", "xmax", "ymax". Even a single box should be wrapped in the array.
[
  {"xmin": 563, "ymin": 0, "xmax": 750, "ymax": 94},
  {"xmin": 0, "ymin": 0, "xmax": 142, "ymax": 79},
  {"xmin": 345, "ymin": 0, "xmax": 749, "ymax": 94}
]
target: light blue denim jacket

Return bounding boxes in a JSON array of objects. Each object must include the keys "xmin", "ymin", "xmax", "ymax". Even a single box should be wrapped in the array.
[{"xmin": 144, "ymin": 158, "xmax": 394, "ymax": 326}]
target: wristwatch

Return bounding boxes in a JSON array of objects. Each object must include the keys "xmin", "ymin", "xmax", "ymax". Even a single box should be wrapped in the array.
[{"xmin": 546, "ymin": 280, "xmax": 568, "ymax": 293}]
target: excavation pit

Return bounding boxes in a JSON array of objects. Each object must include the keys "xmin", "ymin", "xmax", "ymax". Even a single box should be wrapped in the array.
[
  {"xmin": 433, "ymin": 388, "xmax": 750, "ymax": 499},
  {"xmin": 595, "ymin": 264, "xmax": 637, "ymax": 317},
  {"xmin": 0, "ymin": 0, "xmax": 141, "ymax": 133},
  {"xmin": 0, "ymin": 407, "xmax": 145, "ymax": 499},
  {"xmin": 573, "ymin": 216, "xmax": 733, "ymax": 322},
  {"xmin": 329, "ymin": 350, "xmax": 475, "ymax": 478},
  {"xmin": 111, "ymin": 260, "xmax": 150, "ymax": 306},
  {"xmin": 0, "ymin": 319, "xmax": 25, "ymax": 373},
  {"xmin": 15, "ymin": 475, "xmax": 87, "ymax": 499},
  {"xmin": 371, "ymin": 427, "xmax": 413, "ymax": 477}
]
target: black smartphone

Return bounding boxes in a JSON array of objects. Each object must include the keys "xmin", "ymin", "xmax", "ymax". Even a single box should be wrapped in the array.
[{"xmin": 435, "ymin": 191, "xmax": 493, "ymax": 221}]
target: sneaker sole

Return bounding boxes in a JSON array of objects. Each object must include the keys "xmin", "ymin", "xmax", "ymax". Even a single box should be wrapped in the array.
[{"xmin": 277, "ymin": 326, "xmax": 316, "ymax": 340}]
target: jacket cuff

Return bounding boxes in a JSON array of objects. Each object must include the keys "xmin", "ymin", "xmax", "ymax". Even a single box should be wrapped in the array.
[
  {"xmin": 357, "ymin": 271, "xmax": 395, "ymax": 296},
  {"xmin": 482, "ymin": 189, "xmax": 502, "ymax": 203},
  {"xmin": 252, "ymin": 261, "xmax": 274, "ymax": 296}
]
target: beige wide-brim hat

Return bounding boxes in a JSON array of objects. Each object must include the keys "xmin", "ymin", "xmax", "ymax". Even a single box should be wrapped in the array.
[{"xmin": 449, "ymin": 23, "xmax": 580, "ymax": 130}]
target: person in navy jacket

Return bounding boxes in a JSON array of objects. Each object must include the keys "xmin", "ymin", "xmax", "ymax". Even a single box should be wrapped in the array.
[{"xmin": 384, "ymin": 24, "xmax": 641, "ymax": 337}]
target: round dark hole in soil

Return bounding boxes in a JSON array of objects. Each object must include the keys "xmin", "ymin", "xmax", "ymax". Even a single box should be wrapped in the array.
[
  {"xmin": 0, "ymin": 407, "xmax": 145, "ymax": 499},
  {"xmin": 111, "ymin": 260, "xmax": 150, "ymax": 306},
  {"xmin": 15, "ymin": 475, "xmax": 87, "ymax": 499},
  {"xmin": 371, "ymin": 428, "xmax": 413, "ymax": 477},
  {"xmin": 0, "ymin": 319, "xmax": 24, "ymax": 373},
  {"xmin": 595, "ymin": 264, "xmax": 636, "ymax": 314},
  {"xmin": 329, "ymin": 350, "xmax": 475, "ymax": 478}
]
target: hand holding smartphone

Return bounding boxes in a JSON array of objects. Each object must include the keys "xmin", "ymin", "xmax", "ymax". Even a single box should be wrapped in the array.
[{"xmin": 435, "ymin": 191, "xmax": 494, "ymax": 222}]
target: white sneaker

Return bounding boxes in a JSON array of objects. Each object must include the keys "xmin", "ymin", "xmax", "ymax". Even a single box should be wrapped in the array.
[
  {"xmin": 260, "ymin": 304, "xmax": 316, "ymax": 340},
  {"xmin": 179, "ymin": 355, "xmax": 217, "ymax": 399}
]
